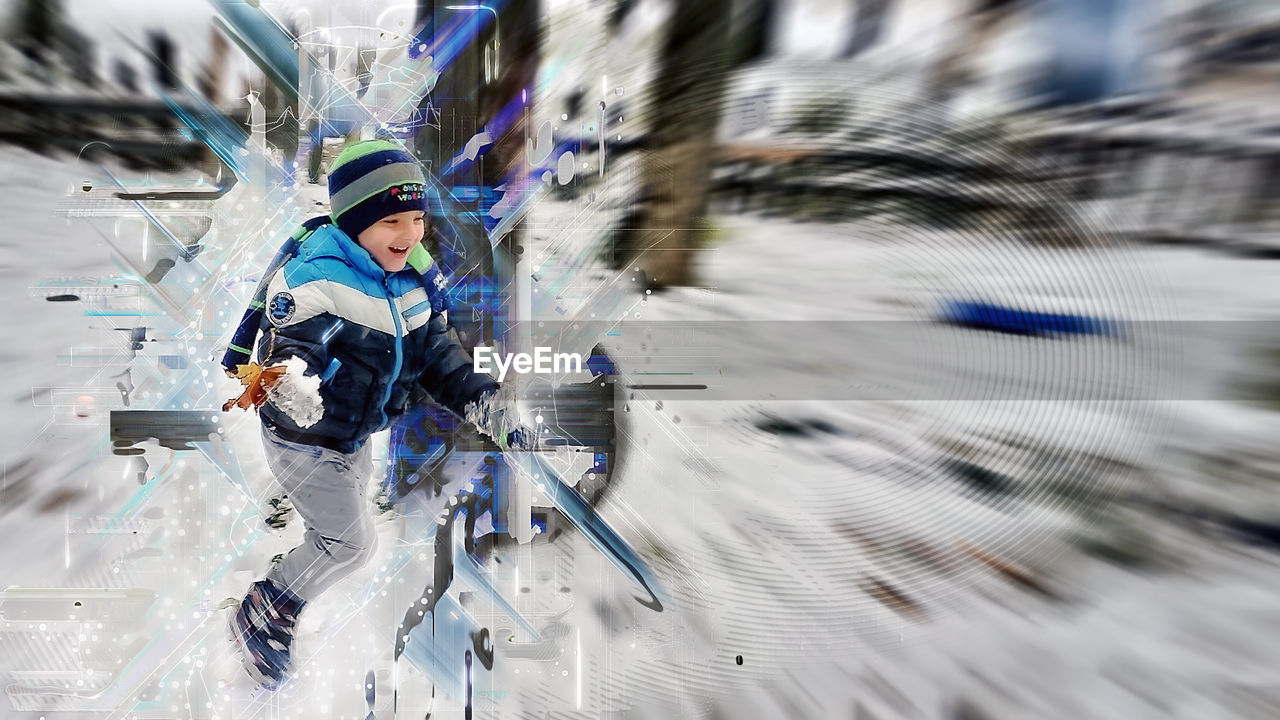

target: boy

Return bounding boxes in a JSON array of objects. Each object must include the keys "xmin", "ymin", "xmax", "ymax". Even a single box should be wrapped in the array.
[{"xmin": 224, "ymin": 139, "xmax": 529, "ymax": 688}]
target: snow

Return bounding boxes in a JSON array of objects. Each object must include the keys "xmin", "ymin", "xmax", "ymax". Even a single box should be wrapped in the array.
[
  {"xmin": 265, "ymin": 356, "xmax": 324, "ymax": 428},
  {"xmin": 462, "ymin": 382, "xmax": 522, "ymax": 447},
  {"xmin": 1, "ymin": 116, "xmax": 1280, "ymax": 719},
  {"xmin": 506, "ymin": 192, "xmax": 1280, "ymax": 717}
]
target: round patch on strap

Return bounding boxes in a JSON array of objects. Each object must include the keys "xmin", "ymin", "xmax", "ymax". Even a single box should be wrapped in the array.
[{"xmin": 268, "ymin": 292, "xmax": 296, "ymax": 326}]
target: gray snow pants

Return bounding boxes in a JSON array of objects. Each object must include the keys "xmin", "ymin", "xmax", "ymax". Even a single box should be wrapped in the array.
[{"xmin": 260, "ymin": 424, "xmax": 377, "ymax": 603}]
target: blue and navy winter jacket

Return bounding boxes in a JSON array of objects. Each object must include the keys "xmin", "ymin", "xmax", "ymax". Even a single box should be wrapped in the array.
[{"xmin": 252, "ymin": 221, "xmax": 497, "ymax": 452}]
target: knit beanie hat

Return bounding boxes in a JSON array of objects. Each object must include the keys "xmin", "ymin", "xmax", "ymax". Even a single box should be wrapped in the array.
[{"xmin": 328, "ymin": 139, "xmax": 430, "ymax": 240}]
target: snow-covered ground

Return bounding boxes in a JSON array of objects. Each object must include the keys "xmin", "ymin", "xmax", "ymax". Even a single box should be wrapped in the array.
[
  {"xmin": 2, "ymin": 139, "xmax": 1280, "ymax": 720},
  {"xmin": 571, "ymin": 211, "xmax": 1280, "ymax": 718}
]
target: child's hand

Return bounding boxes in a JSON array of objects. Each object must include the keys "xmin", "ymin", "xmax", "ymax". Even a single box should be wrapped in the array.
[
  {"xmin": 222, "ymin": 363, "xmax": 287, "ymax": 412},
  {"xmin": 465, "ymin": 386, "xmax": 538, "ymax": 451},
  {"xmin": 501, "ymin": 424, "xmax": 538, "ymax": 452}
]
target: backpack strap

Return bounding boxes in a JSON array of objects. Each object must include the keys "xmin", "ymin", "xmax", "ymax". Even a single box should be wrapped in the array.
[{"xmin": 220, "ymin": 216, "xmax": 329, "ymax": 374}]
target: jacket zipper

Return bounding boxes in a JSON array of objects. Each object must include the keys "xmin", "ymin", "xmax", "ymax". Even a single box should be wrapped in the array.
[{"xmin": 378, "ymin": 277, "xmax": 405, "ymax": 430}]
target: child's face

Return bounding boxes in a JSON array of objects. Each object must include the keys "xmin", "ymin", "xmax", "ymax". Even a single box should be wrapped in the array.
[{"xmin": 356, "ymin": 210, "xmax": 426, "ymax": 272}]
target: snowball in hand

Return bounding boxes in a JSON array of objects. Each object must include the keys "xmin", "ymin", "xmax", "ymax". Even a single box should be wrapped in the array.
[
  {"xmin": 265, "ymin": 356, "xmax": 324, "ymax": 428},
  {"xmin": 464, "ymin": 383, "xmax": 535, "ymax": 449}
]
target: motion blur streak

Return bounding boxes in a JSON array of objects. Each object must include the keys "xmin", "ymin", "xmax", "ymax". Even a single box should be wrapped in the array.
[{"xmin": 1, "ymin": 0, "xmax": 1279, "ymax": 718}]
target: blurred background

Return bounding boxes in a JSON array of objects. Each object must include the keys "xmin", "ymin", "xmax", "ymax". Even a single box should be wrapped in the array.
[{"xmin": 2, "ymin": 0, "xmax": 1280, "ymax": 718}]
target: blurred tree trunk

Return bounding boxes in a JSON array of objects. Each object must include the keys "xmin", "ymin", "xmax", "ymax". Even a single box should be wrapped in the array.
[
  {"xmin": 413, "ymin": 0, "xmax": 538, "ymax": 187},
  {"xmin": 198, "ymin": 28, "xmax": 229, "ymax": 105},
  {"xmin": 17, "ymin": 0, "xmax": 58, "ymax": 67},
  {"xmin": 147, "ymin": 30, "xmax": 180, "ymax": 92},
  {"xmin": 616, "ymin": 0, "xmax": 736, "ymax": 289},
  {"xmin": 738, "ymin": 0, "xmax": 778, "ymax": 64},
  {"xmin": 923, "ymin": 0, "xmax": 1022, "ymax": 107},
  {"xmin": 412, "ymin": 0, "xmax": 540, "ymax": 345},
  {"xmin": 198, "ymin": 29, "xmax": 241, "ymax": 181},
  {"xmin": 842, "ymin": 0, "xmax": 893, "ymax": 59}
]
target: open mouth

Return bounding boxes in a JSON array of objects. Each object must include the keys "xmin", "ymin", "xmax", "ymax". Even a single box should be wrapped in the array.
[{"xmin": 389, "ymin": 246, "xmax": 408, "ymax": 256}]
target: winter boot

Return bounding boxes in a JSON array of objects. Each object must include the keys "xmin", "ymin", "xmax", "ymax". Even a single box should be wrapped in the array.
[{"xmin": 227, "ymin": 579, "xmax": 306, "ymax": 688}]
